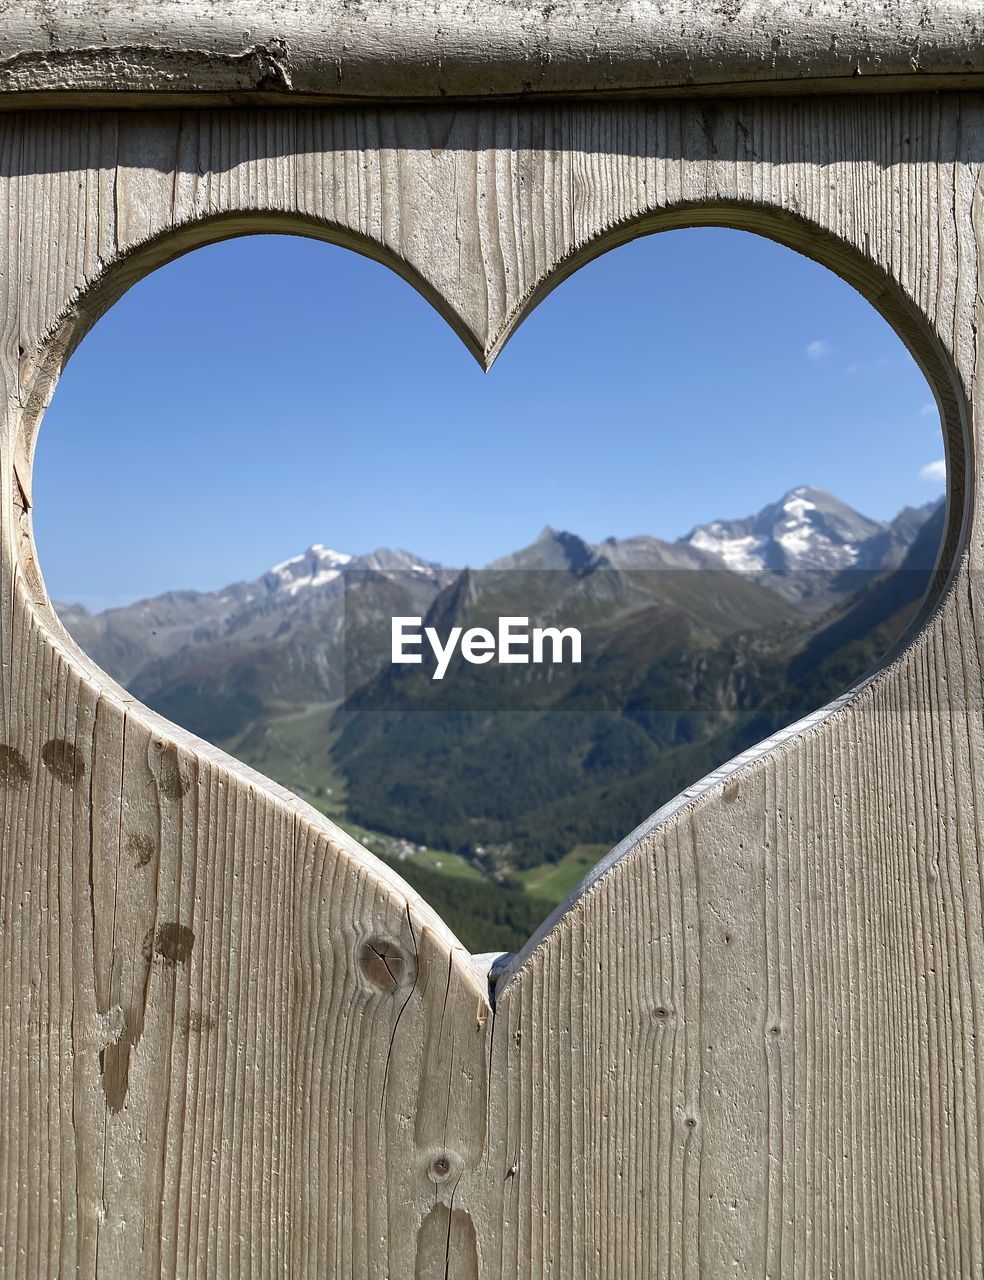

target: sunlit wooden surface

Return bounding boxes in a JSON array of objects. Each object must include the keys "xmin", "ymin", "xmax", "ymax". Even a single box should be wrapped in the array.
[{"xmin": 0, "ymin": 34, "xmax": 982, "ymax": 1280}]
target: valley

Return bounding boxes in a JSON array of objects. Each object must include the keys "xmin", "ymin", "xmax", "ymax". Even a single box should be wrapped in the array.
[{"xmin": 55, "ymin": 487, "xmax": 945, "ymax": 952}]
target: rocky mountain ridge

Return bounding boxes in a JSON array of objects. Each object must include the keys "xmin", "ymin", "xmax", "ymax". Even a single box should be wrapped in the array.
[{"xmin": 53, "ymin": 487, "xmax": 942, "ymax": 740}]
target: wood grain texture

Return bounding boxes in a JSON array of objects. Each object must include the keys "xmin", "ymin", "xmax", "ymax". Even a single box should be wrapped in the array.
[
  {"xmin": 0, "ymin": 95, "xmax": 981, "ymax": 1277},
  {"xmin": 0, "ymin": 0, "xmax": 982, "ymax": 107}
]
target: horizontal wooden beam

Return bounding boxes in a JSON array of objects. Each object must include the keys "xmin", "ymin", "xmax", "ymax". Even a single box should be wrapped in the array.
[{"xmin": 0, "ymin": 0, "xmax": 981, "ymax": 106}]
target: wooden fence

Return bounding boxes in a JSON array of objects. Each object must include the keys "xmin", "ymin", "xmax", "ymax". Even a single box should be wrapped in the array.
[{"xmin": 1, "ymin": 2, "xmax": 983, "ymax": 1275}]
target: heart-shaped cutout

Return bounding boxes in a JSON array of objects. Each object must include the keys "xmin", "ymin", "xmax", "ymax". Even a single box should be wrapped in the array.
[{"xmin": 35, "ymin": 228, "xmax": 946, "ymax": 965}]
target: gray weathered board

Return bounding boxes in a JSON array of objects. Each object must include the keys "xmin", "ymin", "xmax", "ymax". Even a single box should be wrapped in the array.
[{"xmin": 1, "ymin": 4, "xmax": 984, "ymax": 1278}]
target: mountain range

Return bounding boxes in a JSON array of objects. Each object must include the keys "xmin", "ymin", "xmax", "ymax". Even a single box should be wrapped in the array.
[
  {"xmin": 58, "ymin": 486, "xmax": 939, "ymax": 714},
  {"xmin": 54, "ymin": 487, "xmax": 944, "ymax": 946},
  {"xmin": 332, "ymin": 491, "xmax": 943, "ymax": 866}
]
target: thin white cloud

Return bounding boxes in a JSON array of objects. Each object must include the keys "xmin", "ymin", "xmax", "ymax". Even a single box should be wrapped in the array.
[
  {"xmin": 920, "ymin": 401, "xmax": 938, "ymax": 417},
  {"xmin": 919, "ymin": 459, "xmax": 946, "ymax": 484},
  {"xmin": 805, "ymin": 339, "xmax": 829, "ymax": 361}
]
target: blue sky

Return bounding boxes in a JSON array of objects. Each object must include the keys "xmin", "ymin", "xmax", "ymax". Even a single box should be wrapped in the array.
[{"xmin": 33, "ymin": 229, "xmax": 945, "ymax": 611}]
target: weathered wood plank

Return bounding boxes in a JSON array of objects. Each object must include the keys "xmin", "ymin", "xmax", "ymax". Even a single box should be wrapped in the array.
[
  {"xmin": 0, "ymin": 0, "xmax": 982, "ymax": 106},
  {"xmin": 0, "ymin": 95, "xmax": 981, "ymax": 1277}
]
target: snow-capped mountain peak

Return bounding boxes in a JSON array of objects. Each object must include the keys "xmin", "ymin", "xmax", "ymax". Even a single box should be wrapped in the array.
[
  {"xmin": 681, "ymin": 486, "xmax": 887, "ymax": 576},
  {"xmin": 265, "ymin": 544, "xmax": 354, "ymax": 596},
  {"xmin": 771, "ymin": 488, "xmax": 861, "ymax": 568},
  {"xmin": 270, "ymin": 543, "xmax": 352, "ymax": 573}
]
